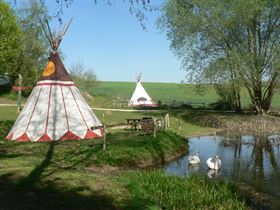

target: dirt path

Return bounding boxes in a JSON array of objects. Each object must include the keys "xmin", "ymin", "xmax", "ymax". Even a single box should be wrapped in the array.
[{"xmin": 0, "ymin": 104, "xmax": 166, "ymax": 113}]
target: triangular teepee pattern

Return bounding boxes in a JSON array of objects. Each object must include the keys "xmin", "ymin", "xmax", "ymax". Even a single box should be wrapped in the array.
[
  {"xmin": 6, "ymin": 19, "xmax": 103, "ymax": 142},
  {"xmin": 128, "ymin": 74, "xmax": 156, "ymax": 107}
]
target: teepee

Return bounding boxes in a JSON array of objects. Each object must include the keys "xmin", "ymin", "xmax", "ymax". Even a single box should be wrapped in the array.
[
  {"xmin": 128, "ymin": 74, "xmax": 157, "ymax": 107},
  {"xmin": 6, "ymin": 19, "xmax": 103, "ymax": 142}
]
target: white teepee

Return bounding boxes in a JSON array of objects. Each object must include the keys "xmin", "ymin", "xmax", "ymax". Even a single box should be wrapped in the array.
[
  {"xmin": 128, "ymin": 74, "xmax": 157, "ymax": 107},
  {"xmin": 6, "ymin": 19, "xmax": 103, "ymax": 142}
]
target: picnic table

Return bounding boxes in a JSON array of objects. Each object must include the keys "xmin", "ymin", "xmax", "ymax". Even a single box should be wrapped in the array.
[
  {"xmin": 126, "ymin": 118, "xmax": 141, "ymax": 131},
  {"xmin": 140, "ymin": 118, "xmax": 155, "ymax": 135}
]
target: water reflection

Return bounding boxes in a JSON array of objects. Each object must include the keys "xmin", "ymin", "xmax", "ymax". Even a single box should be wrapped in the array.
[
  {"xmin": 164, "ymin": 135, "xmax": 280, "ymax": 207},
  {"xmin": 207, "ymin": 169, "xmax": 220, "ymax": 179}
]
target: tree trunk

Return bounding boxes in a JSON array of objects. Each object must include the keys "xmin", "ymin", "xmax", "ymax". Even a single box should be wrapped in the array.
[{"xmin": 235, "ymin": 90, "xmax": 242, "ymax": 113}]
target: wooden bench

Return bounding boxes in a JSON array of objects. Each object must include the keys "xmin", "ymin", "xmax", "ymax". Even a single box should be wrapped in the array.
[
  {"xmin": 140, "ymin": 119, "xmax": 155, "ymax": 135},
  {"xmin": 126, "ymin": 118, "xmax": 141, "ymax": 131}
]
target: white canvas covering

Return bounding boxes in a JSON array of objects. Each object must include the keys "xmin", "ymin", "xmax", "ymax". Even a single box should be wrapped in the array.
[
  {"xmin": 7, "ymin": 80, "xmax": 103, "ymax": 142},
  {"xmin": 128, "ymin": 81, "xmax": 156, "ymax": 106},
  {"xmin": 7, "ymin": 19, "xmax": 103, "ymax": 142}
]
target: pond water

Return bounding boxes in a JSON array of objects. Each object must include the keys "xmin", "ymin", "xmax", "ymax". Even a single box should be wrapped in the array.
[{"xmin": 164, "ymin": 135, "xmax": 280, "ymax": 209}]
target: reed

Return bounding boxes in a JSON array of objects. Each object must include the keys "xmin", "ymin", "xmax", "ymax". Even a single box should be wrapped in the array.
[{"xmin": 119, "ymin": 170, "xmax": 247, "ymax": 210}]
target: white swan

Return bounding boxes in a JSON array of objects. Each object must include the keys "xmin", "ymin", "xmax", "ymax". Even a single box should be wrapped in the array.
[
  {"xmin": 188, "ymin": 150, "xmax": 200, "ymax": 165},
  {"xmin": 206, "ymin": 155, "xmax": 221, "ymax": 170}
]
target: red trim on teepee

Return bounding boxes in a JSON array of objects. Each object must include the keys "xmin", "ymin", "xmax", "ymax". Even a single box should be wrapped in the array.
[
  {"xmin": 6, "ymin": 133, "xmax": 13, "ymax": 140},
  {"xmin": 84, "ymin": 129, "xmax": 101, "ymax": 139},
  {"xmin": 37, "ymin": 83, "xmax": 77, "ymax": 86},
  {"xmin": 69, "ymin": 87, "xmax": 89, "ymax": 129},
  {"xmin": 16, "ymin": 133, "xmax": 30, "ymax": 142},
  {"xmin": 37, "ymin": 133, "xmax": 52, "ymax": 142},
  {"xmin": 60, "ymin": 86, "xmax": 70, "ymax": 130},
  {"xmin": 60, "ymin": 130, "xmax": 81, "ymax": 141},
  {"xmin": 25, "ymin": 86, "xmax": 43, "ymax": 132},
  {"xmin": 44, "ymin": 86, "xmax": 52, "ymax": 133}
]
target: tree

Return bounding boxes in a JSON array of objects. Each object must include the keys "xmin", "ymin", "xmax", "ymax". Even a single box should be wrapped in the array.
[
  {"xmin": 16, "ymin": 0, "xmax": 50, "ymax": 86},
  {"xmin": 159, "ymin": 0, "xmax": 280, "ymax": 113},
  {"xmin": 69, "ymin": 62, "xmax": 98, "ymax": 93},
  {"xmin": 40, "ymin": 0, "xmax": 158, "ymax": 28},
  {"xmin": 0, "ymin": 0, "xmax": 21, "ymax": 79}
]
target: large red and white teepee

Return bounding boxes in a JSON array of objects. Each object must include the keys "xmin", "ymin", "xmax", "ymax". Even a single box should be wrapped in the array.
[
  {"xmin": 128, "ymin": 74, "xmax": 157, "ymax": 107},
  {"xmin": 6, "ymin": 19, "xmax": 103, "ymax": 142}
]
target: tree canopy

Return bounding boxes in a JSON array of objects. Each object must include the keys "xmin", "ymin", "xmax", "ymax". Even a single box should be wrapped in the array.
[
  {"xmin": 0, "ymin": 0, "xmax": 50, "ymax": 88},
  {"xmin": 41, "ymin": 0, "xmax": 157, "ymax": 28},
  {"xmin": 17, "ymin": 0, "xmax": 50, "ymax": 86},
  {"xmin": 160, "ymin": 0, "xmax": 280, "ymax": 113},
  {"xmin": 0, "ymin": 0, "xmax": 21, "ymax": 79}
]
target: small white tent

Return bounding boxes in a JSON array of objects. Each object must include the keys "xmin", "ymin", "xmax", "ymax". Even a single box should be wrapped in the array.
[
  {"xmin": 128, "ymin": 74, "xmax": 157, "ymax": 107},
  {"xmin": 6, "ymin": 19, "xmax": 103, "ymax": 142}
]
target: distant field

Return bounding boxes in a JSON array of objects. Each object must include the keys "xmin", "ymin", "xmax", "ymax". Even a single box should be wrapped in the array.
[
  {"xmin": 89, "ymin": 81, "xmax": 280, "ymax": 109},
  {"xmin": 89, "ymin": 81, "xmax": 220, "ymax": 107},
  {"xmin": 2, "ymin": 81, "xmax": 280, "ymax": 109}
]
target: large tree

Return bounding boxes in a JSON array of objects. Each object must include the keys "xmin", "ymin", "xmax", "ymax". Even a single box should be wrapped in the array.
[
  {"xmin": 16, "ymin": 0, "xmax": 50, "ymax": 86},
  {"xmin": 160, "ymin": 0, "xmax": 280, "ymax": 113},
  {"xmin": 40, "ymin": 0, "xmax": 157, "ymax": 28},
  {"xmin": 0, "ymin": 0, "xmax": 21, "ymax": 79}
]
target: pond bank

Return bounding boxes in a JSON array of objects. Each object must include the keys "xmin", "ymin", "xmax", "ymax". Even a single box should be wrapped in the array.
[
  {"xmin": 165, "ymin": 134, "xmax": 280, "ymax": 210},
  {"xmin": 0, "ymin": 115, "xmax": 250, "ymax": 209}
]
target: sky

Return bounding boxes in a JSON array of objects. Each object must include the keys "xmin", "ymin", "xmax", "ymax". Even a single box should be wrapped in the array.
[{"xmin": 19, "ymin": 0, "xmax": 186, "ymax": 83}]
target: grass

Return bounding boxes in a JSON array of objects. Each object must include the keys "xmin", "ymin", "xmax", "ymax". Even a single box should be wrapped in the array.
[
  {"xmin": 0, "ymin": 169, "xmax": 247, "ymax": 210},
  {"xmin": 89, "ymin": 82, "xmax": 219, "ymax": 108},
  {"xmin": 0, "ymin": 119, "xmax": 248, "ymax": 209},
  {"xmin": 0, "ymin": 84, "xmax": 258, "ymax": 209},
  {"xmin": 119, "ymin": 170, "xmax": 247, "ymax": 210},
  {"xmin": 3, "ymin": 81, "xmax": 280, "ymax": 110},
  {"xmin": 0, "ymin": 121, "xmax": 185, "ymax": 170},
  {"xmin": 0, "ymin": 106, "xmax": 216, "ymax": 137},
  {"xmin": 88, "ymin": 81, "xmax": 280, "ymax": 109}
]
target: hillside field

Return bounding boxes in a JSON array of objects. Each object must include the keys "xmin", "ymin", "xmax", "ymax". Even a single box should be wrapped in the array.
[
  {"xmin": 2, "ymin": 81, "xmax": 280, "ymax": 109},
  {"xmin": 88, "ymin": 81, "xmax": 280, "ymax": 109}
]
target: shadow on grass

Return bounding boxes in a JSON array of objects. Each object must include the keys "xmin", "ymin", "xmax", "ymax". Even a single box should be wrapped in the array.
[
  {"xmin": 170, "ymin": 109, "xmax": 230, "ymax": 128},
  {"xmin": 0, "ymin": 126, "xmax": 187, "ymax": 210},
  {"xmin": 0, "ymin": 142, "xmax": 121, "ymax": 210},
  {"xmin": 0, "ymin": 173, "xmax": 119, "ymax": 210},
  {"xmin": 19, "ymin": 142, "xmax": 55, "ymax": 188},
  {"xmin": 0, "ymin": 120, "xmax": 14, "ymax": 140}
]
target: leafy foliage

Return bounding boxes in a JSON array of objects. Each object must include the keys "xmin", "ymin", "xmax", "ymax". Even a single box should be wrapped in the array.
[
  {"xmin": 160, "ymin": 0, "xmax": 280, "ymax": 113},
  {"xmin": 0, "ymin": 0, "xmax": 21, "ymax": 79},
  {"xmin": 16, "ymin": 0, "xmax": 50, "ymax": 86},
  {"xmin": 69, "ymin": 62, "xmax": 98, "ymax": 92},
  {"xmin": 40, "ymin": 0, "xmax": 159, "ymax": 29}
]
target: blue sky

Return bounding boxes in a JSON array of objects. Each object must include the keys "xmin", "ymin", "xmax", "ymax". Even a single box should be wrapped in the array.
[{"xmin": 27, "ymin": 0, "xmax": 186, "ymax": 83}]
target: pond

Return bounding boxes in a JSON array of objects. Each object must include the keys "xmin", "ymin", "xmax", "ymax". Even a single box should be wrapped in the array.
[{"xmin": 164, "ymin": 135, "xmax": 280, "ymax": 209}]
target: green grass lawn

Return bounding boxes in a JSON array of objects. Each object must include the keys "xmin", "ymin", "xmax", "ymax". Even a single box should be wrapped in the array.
[
  {"xmin": 0, "ymin": 117, "xmax": 247, "ymax": 209},
  {"xmin": 119, "ymin": 170, "xmax": 246, "ymax": 210},
  {"xmin": 0, "ymin": 82, "xmax": 261, "ymax": 209},
  {"xmin": 0, "ymin": 106, "xmax": 216, "ymax": 138}
]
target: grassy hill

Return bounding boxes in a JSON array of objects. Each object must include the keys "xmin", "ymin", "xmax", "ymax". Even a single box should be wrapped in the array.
[
  {"xmin": 2, "ymin": 81, "xmax": 280, "ymax": 109},
  {"xmin": 88, "ymin": 81, "xmax": 280, "ymax": 109},
  {"xmin": 89, "ymin": 81, "xmax": 220, "ymax": 108}
]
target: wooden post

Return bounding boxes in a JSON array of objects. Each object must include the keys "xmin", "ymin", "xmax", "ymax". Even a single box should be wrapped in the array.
[
  {"xmin": 153, "ymin": 118, "xmax": 157, "ymax": 138},
  {"xmin": 103, "ymin": 125, "xmax": 106, "ymax": 150},
  {"xmin": 165, "ymin": 113, "xmax": 169, "ymax": 128},
  {"xmin": 102, "ymin": 113, "xmax": 106, "ymax": 150},
  {"xmin": 18, "ymin": 74, "xmax": 22, "ymax": 112},
  {"xmin": 132, "ymin": 121, "xmax": 134, "ymax": 137}
]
